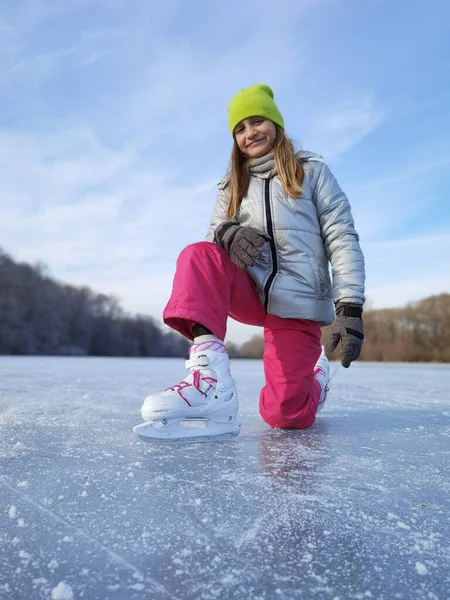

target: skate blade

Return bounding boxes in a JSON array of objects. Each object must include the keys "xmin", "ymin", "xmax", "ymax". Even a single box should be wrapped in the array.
[{"xmin": 133, "ymin": 421, "xmax": 241, "ymax": 445}]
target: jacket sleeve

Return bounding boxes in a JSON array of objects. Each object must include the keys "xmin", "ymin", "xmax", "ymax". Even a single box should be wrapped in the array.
[
  {"xmin": 313, "ymin": 162, "xmax": 365, "ymax": 305},
  {"xmin": 205, "ymin": 183, "xmax": 237, "ymax": 242}
]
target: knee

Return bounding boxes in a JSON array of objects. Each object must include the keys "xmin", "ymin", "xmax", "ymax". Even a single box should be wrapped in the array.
[
  {"xmin": 259, "ymin": 388, "xmax": 316, "ymax": 430},
  {"xmin": 178, "ymin": 241, "xmax": 225, "ymax": 263},
  {"xmin": 179, "ymin": 241, "xmax": 213, "ymax": 257},
  {"xmin": 261, "ymin": 409, "xmax": 314, "ymax": 430},
  {"xmin": 262, "ymin": 410, "xmax": 315, "ymax": 430},
  {"xmin": 260, "ymin": 407, "xmax": 285, "ymax": 428}
]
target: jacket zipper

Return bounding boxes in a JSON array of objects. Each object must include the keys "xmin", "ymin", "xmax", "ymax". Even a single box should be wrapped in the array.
[{"xmin": 263, "ymin": 179, "xmax": 277, "ymax": 311}]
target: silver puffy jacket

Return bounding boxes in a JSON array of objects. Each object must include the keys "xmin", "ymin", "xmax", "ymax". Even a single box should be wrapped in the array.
[{"xmin": 205, "ymin": 151, "xmax": 365, "ymax": 325}]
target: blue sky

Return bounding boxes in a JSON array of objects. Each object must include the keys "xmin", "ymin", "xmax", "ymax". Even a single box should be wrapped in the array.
[{"xmin": 1, "ymin": 0, "xmax": 449, "ymax": 344}]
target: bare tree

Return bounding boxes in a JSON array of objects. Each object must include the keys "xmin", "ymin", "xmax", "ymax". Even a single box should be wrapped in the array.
[
  {"xmin": 233, "ymin": 294, "xmax": 450, "ymax": 363},
  {"xmin": 0, "ymin": 249, "xmax": 188, "ymax": 357}
]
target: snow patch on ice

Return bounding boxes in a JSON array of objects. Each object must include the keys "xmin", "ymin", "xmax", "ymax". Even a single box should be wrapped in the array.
[
  {"xmin": 387, "ymin": 512, "xmax": 400, "ymax": 520},
  {"xmin": 51, "ymin": 581, "xmax": 74, "ymax": 600},
  {"xmin": 17, "ymin": 518, "xmax": 25, "ymax": 527},
  {"xmin": 17, "ymin": 480, "xmax": 28, "ymax": 488},
  {"xmin": 415, "ymin": 562, "xmax": 429, "ymax": 575},
  {"xmin": 221, "ymin": 472, "xmax": 238, "ymax": 482},
  {"xmin": 221, "ymin": 571, "xmax": 242, "ymax": 586},
  {"xmin": 129, "ymin": 583, "xmax": 145, "ymax": 591},
  {"xmin": 8, "ymin": 505, "xmax": 17, "ymax": 519}
]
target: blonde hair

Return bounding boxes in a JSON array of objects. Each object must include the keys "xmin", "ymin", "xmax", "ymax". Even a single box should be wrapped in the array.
[{"xmin": 226, "ymin": 126, "xmax": 304, "ymax": 221}]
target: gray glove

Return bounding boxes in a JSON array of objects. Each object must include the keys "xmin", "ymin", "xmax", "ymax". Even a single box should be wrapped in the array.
[
  {"xmin": 326, "ymin": 303, "xmax": 364, "ymax": 368},
  {"xmin": 214, "ymin": 223, "xmax": 266, "ymax": 270}
]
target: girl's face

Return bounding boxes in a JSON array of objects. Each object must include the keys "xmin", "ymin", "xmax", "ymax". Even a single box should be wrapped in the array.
[{"xmin": 234, "ymin": 117, "xmax": 277, "ymax": 158}]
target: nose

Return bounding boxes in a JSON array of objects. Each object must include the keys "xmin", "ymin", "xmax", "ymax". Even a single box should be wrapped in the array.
[{"xmin": 247, "ymin": 125, "xmax": 258, "ymax": 140}]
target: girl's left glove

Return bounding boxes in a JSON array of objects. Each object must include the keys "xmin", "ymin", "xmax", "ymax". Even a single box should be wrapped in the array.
[{"xmin": 326, "ymin": 303, "xmax": 364, "ymax": 368}]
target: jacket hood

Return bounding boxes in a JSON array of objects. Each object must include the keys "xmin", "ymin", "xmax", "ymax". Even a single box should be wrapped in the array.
[{"xmin": 295, "ymin": 150, "xmax": 323, "ymax": 161}]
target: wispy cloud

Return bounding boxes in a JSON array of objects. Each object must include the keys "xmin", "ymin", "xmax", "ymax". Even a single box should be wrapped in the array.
[
  {"xmin": 303, "ymin": 95, "xmax": 384, "ymax": 161},
  {"xmin": 345, "ymin": 155, "xmax": 450, "ymax": 240},
  {"xmin": 0, "ymin": 127, "xmax": 213, "ymax": 262}
]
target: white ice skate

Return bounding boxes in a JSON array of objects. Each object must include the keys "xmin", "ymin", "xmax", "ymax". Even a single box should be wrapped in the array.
[
  {"xmin": 133, "ymin": 337, "xmax": 240, "ymax": 443},
  {"xmin": 314, "ymin": 345, "xmax": 330, "ymax": 413}
]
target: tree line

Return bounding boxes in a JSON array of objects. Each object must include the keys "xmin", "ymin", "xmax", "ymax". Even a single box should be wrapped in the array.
[
  {"xmin": 1, "ymin": 248, "xmax": 447, "ymax": 362},
  {"xmin": 0, "ymin": 250, "xmax": 188, "ymax": 357},
  {"xmin": 234, "ymin": 294, "xmax": 450, "ymax": 363}
]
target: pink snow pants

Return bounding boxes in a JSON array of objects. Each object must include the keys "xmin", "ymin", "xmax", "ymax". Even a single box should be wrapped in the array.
[{"xmin": 163, "ymin": 242, "xmax": 322, "ymax": 429}]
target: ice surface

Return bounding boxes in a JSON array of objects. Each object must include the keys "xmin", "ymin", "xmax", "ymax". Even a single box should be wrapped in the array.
[{"xmin": 0, "ymin": 356, "xmax": 449, "ymax": 599}]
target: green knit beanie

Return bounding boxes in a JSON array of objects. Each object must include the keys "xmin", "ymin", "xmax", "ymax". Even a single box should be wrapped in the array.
[{"xmin": 228, "ymin": 84, "xmax": 284, "ymax": 135}]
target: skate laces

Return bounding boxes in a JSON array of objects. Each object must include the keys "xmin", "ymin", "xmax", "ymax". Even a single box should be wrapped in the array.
[
  {"xmin": 166, "ymin": 369, "xmax": 217, "ymax": 396},
  {"xmin": 165, "ymin": 341, "xmax": 225, "ymax": 396}
]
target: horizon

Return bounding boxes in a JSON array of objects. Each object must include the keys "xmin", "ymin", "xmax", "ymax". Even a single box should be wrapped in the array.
[
  {"xmin": 1, "ymin": 0, "xmax": 449, "ymax": 344},
  {"xmin": 2, "ymin": 245, "xmax": 447, "ymax": 348}
]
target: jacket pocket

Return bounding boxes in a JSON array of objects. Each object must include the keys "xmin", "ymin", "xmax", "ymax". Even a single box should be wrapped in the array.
[
  {"xmin": 281, "ymin": 256, "xmax": 316, "ymax": 297},
  {"xmin": 309, "ymin": 257, "xmax": 332, "ymax": 297}
]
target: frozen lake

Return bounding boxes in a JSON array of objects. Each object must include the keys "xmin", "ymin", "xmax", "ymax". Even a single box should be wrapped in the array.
[{"xmin": 0, "ymin": 357, "xmax": 449, "ymax": 600}]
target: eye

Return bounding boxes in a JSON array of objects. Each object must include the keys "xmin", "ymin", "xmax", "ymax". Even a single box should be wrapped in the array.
[
  {"xmin": 254, "ymin": 118, "xmax": 264, "ymax": 124},
  {"xmin": 235, "ymin": 126, "xmax": 244, "ymax": 134}
]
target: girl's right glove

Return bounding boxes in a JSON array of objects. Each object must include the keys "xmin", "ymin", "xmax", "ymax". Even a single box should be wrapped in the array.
[
  {"xmin": 326, "ymin": 303, "xmax": 364, "ymax": 368},
  {"xmin": 214, "ymin": 223, "xmax": 266, "ymax": 270}
]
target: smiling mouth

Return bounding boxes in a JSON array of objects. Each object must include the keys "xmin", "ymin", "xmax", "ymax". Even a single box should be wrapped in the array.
[{"xmin": 247, "ymin": 139, "xmax": 265, "ymax": 148}]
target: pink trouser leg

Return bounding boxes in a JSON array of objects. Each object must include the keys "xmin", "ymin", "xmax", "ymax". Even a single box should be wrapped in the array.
[
  {"xmin": 163, "ymin": 241, "xmax": 322, "ymax": 430},
  {"xmin": 163, "ymin": 242, "xmax": 266, "ymax": 340},
  {"xmin": 260, "ymin": 315, "xmax": 322, "ymax": 429}
]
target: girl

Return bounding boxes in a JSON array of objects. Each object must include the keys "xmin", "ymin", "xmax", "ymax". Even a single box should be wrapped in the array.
[{"xmin": 134, "ymin": 84, "xmax": 365, "ymax": 443}]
